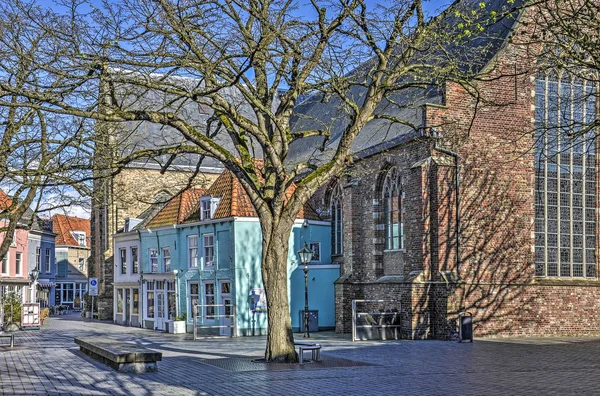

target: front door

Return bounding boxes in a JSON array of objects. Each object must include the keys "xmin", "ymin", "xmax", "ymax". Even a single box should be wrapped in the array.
[
  {"xmin": 156, "ymin": 291, "xmax": 165, "ymax": 330},
  {"xmin": 125, "ymin": 289, "xmax": 131, "ymax": 325},
  {"xmin": 219, "ymin": 281, "xmax": 232, "ymax": 336}
]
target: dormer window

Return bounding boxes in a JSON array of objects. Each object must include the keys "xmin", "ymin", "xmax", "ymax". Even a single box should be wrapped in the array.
[
  {"xmin": 201, "ymin": 198, "xmax": 211, "ymax": 220},
  {"xmin": 72, "ymin": 231, "xmax": 87, "ymax": 247},
  {"xmin": 200, "ymin": 196, "xmax": 221, "ymax": 220}
]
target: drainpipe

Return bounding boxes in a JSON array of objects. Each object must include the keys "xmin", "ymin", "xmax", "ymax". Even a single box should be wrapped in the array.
[
  {"xmin": 137, "ymin": 229, "xmax": 144, "ymax": 328},
  {"xmin": 433, "ymin": 142, "xmax": 461, "ymax": 275}
]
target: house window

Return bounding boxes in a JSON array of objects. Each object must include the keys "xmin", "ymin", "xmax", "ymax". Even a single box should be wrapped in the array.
[
  {"xmin": 330, "ymin": 183, "xmax": 343, "ymax": 255},
  {"xmin": 2, "ymin": 255, "xmax": 8, "ymax": 275},
  {"xmin": 203, "ymin": 234, "xmax": 214, "ymax": 268},
  {"xmin": 146, "ymin": 281, "xmax": 155, "ymax": 319},
  {"xmin": 309, "ymin": 242, "xmax": 321, "ymax": 262},
  {"xmin": 188, "ymin": 235, "xmax": 198, "ymax": 268},
  {"xmin": 78, "ymin": 257, "xmax": 85, "ymax": 272},
  {"xmin": 120, "ymin": 248, "xmax": 127, "ymax": 274},
  {"xmin": 150, "ymin": 248, "xmax": 158, "ymax": 273},
  {"xmin": 36, "ymin": 247, "xmax": 41, "ymax": 271},
  {"xmin": 132, "ymin": 288, "xmax": 139, "ymax": 315},
  {"xmin": 62, "ymin": 283, "xmax": 74, "ymax": 302},
  {"xmin": 201, "ymin": 198, "xmax": 211, "ymax": 220},
  {"xmin": 204, "ymin": 282, "xmax": 215, "ymax": 319},
  {"xmin": 163, "ymin": 247, "xmax": 171, "ymax": 272},
  {"xmin": 15, "ymin": 253, "xmax": 22, "ymax": 276},
  {"xmin": 167, "ymin": 281, "xmax": 176, "ymax": 320},
  {"xmin": 72, "ymin": 231, "xmax": 86, "ymax": 247},
  {"xmin": 189, "ymin": 282, "xmax": 199, "ymax": 319},
  {"xmin": 382, "ymin": 167, "xmax": 404, "ymax": 250},
  {"xmin": 131, "ymin": 247, "xmax": 139, "ymax": 274},
  {"xmin": 534, "ymin": 73, "xmax": 596, "ymax": 277},
  {"xmin": 45, "ymin": 248, "xmax": 51, "ymax": 273},
  {"xmin": 116, "ymin": 289, "xmax": 124, "ymax": 314}
]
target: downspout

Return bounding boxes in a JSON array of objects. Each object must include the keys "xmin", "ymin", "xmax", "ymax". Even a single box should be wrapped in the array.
[
  {"xmin": 433, "ymin": 143, "xmax": 461, "ymax": 275},
  {"xmin": 137, "ymin": 229, "xmax": 144, "ymax": 328}
]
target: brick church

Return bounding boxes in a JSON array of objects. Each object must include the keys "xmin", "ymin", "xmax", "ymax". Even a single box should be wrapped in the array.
[{"xmin": 294, "ymin": 0, "xmax": 600, "ymax": 339}]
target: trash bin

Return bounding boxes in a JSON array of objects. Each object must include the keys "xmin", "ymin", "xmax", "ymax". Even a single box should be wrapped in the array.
[
  {"xmin": 299, "ymin": 310, "xmax": 318, "ymax": 332},
  {"xmin": 459, "ymin": 312, "xmax": 473, "ymax": 342}
]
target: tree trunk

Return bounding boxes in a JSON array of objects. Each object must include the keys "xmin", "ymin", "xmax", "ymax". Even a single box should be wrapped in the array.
[{"xmin": 262, "ymin": 219, "xmax": 297, "ymax": 362}]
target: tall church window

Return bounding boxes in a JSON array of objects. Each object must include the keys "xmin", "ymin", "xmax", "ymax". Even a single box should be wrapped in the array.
[
  {"xmin": 382, "ymin": 167, "xmax": 403, "ymax": 250},
  {"xmin": 330, "ymin": 183, "xmax": 343, "ymax": 255},
  {"xmin": 534, "ymin": 73, "xmax": 596, "ymax": 277}
]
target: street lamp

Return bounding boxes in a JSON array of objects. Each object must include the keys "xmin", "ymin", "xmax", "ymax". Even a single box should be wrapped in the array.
[
  {"xmin": 30, "ymin": 268, "xmax": 39, "ymax": 304},
  {"xmin": 297, "ymin": 242, "xmax": 314, "ymax": 338}
]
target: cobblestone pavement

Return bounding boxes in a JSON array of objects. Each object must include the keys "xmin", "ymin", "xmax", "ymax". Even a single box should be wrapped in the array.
[{"xmin": 1, "ymin": 314, "xmax": 600, "ymax": 395}]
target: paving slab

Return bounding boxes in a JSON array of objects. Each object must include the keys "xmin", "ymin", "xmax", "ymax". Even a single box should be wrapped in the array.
[{"xmin": 1, "ymin": 313, "xmax": 600, "ymax": 394}]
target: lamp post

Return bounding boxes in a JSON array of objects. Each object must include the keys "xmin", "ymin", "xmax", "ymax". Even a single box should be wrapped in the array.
[
  {"xmin": 30, "ymin": 268, "xmax": 39, "ymax": 304},
  {"xmin": 173, "ymin": 269, "xmax": 179, "ymax": 319},
  {"xmin": 297, "ymin": 242, "xmax": 314, "ymax": 338}
]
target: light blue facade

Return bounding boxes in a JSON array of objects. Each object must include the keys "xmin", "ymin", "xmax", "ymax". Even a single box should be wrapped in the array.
[{"xmin": 140, "ymin": 218, "xmax": 338, "ymax": 335}]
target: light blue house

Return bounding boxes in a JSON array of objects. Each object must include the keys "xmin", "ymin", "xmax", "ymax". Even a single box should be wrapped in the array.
[{"xmin": 138, "ymin": 171, "xmax": 338, "ymax": 335}]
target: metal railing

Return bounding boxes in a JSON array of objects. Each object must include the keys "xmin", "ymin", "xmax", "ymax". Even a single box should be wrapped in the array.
[
  {"xmin": 192, "ymin": 303, "xmax": 237, "ymax": 340},
  {"xmin": 352, "ymin": 299, "xmax": 402, "ymax": 341}
]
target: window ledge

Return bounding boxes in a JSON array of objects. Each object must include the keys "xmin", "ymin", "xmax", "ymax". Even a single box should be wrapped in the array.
[
  {"xmin": 533, "ymin": 277, "xmax": 600, "ymax": 286},
  {"xmin": 384, "ymin": 249, "xmax": 406, "ymax": 253}
]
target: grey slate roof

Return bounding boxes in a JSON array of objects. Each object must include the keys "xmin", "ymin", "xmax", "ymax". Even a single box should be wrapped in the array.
[
  {"xmin": 287, "ymin": 0, "xmax": 523, "ymax": 165},
  {"xmin": 112, "ymin": 73, "xmax": 262, "ymax": 171}
]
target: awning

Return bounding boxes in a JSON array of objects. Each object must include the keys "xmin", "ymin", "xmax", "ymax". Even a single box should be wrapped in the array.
[{"xmin": 37, "ymin": 279, "xmax": 56, "ymax": 288}]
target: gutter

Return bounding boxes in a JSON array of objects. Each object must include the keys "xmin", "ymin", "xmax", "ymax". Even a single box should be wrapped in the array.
[
  {"xmin": 433, "ymin": 142, "xmax": 461, "ymax": 275},
  {"xmin": 137, "ymin": 228, "xmax": 144, "ymax": 328}
]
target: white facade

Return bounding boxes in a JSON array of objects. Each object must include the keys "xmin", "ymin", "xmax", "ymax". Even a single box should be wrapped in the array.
[{"xmin": 113, "ymin": 231, "xmax": 141, "ymax": 327}]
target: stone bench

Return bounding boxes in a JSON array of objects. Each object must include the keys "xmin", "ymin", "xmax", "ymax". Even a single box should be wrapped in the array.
[
  {"xmin": 74, "ymin": 337, "xmax": 162, "ymax": 373},
  {"xmin": 294, "ymin": 341, "xmax": 322, "ymax": 364},
  {"xmin": 0, "ymin": 333, "xmax": 14, "ymax": 348}
]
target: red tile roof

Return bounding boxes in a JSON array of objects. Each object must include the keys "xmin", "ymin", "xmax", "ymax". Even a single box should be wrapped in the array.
[
  {"xmin": 146, "ymin": 188, "xmax": 206, "ymax": 228},
  {"xmin": 51, "ymin": 214, "xmax": 91, "ymax": 248},
  {"xmin": 182, "ymin": 171, "xmax": 320, "ymax": 222},
  {"xmin": 0, "ymin": 189, "xmax": 13, "ymax": 211}
]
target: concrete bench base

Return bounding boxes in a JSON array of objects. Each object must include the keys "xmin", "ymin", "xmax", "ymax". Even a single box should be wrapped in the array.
[
  {"xmin": 294, "ymin": 342, "xmax": 322, "ymax": 364},
  {"xmin": 74, "ymin": 337, "xmax": 162, "ymax": 373},
  {"xmin": 0, "ymin": 334, "xmax": 14, "ymax": 348}
]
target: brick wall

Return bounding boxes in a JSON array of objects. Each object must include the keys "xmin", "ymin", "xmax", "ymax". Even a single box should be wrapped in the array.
[{"xmin": 327, "ymin": 7, "xmax": 600, "ymax": 340}]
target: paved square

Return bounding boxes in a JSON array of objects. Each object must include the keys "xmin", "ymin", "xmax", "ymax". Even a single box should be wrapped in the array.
[{"xmin": 1, "ymin": 314, "xmax": 600, "ymax": 395}]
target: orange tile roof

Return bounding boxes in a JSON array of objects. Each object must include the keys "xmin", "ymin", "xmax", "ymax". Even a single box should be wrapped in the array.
[
  {"xmin": 0, "ymin": 189, "xmax": 13, "ymax": 211},
  {"xmin": 146, "ymin": 188, "xmax": 206, "ymax": 228},
  {"xmin": 51, "ymin": 214, "xmax": 91, "ymax": 247},
  {"xmin": 183, "ymin": 171, "xmax": 321, "ymax": 222}
]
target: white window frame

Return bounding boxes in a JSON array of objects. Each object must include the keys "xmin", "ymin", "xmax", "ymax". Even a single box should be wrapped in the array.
[
  {"xmin": 163, "ymin": 247, "xmax": 171, "ymax": 273},
  {"xmin": 15, "ymin": 252, "xmax": 22, "ymax": 276},
  {"xmin": 150, "ymin": 248, "xmax": 159, "ymax": 273},
  {"xmin": 131, "ymin": 247, "xmax": 139, "ymax": 274},
  {"xmin": 72, "ymin": 231, "xmax": 86, "ymax": 247},
  {"xmin": 146, "ymin": 281, "xmax": 155, "ymax": 320},
  {"xmin": 116, "ymin": 289, "xmax": 124, "ymax": 314},
  {"xmin": 189, "ymin": 282, "xmax": 199, "ymax": 321},
  {"xmin": 200, "ymin": 197, "xmax": 211, "ymax": 220},
  {"xmin": 78, "ymin": 257, "xmax": 85, "ymax": 272},
  {"xmin": 203, "ymin": 234, "xmax": 214, "ymax": 268},
  {"xmin": 2, "ymin": 254, "xmax": 9, "ymax": 275},
  {"xmin": 45, "ymin": 248, "xmax": 51, "ymax": 273},
  {"xmin": 203, "ymin": 281, "xmax": 215, "ymax": 320},
  {"xmin": 35, "ymin": 247, "xmax": 41, "ymax": 271},
  {"xmin": 120, "ymin": 248, "xmax": 127, "ymax": 275},
  {"xmin": 188, "ymin": 235, "xmax": 198, "ymax": 268}
]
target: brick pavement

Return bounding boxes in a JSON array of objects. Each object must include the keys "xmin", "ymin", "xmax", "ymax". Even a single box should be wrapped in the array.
[{"xmin": 1, "ymin": 314, "xmax": 600, "ymax": 395}]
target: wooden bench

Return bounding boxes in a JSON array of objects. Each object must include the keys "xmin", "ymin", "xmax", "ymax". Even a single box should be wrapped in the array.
[
  {"xmin": 0, "ymin": 333, "xmax": 14, "ymax": 348},
  {"xmin": 74, "ymin": 337, "xmax": 162, "ymax": 373},
  {"xmin": 294, "ymin": 341, "xmax": 322, "ymax": 364}
]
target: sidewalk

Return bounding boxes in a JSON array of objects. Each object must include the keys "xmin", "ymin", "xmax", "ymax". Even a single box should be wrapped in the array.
[{"xmin": 1, "ymin": 314, "xmax": 600, "ymax": 395}]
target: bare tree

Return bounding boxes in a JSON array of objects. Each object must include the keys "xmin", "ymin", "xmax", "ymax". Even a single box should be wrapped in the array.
[
  {"xmin": 0, "ymin": 1, "xmax": 94, "ymax": 260},
  {"xmin": 0, "ymin": 0, "xmax": 516, "ymax": 361}
]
